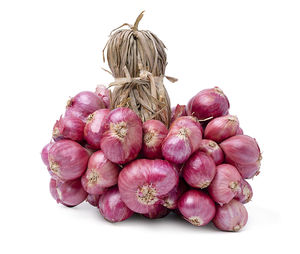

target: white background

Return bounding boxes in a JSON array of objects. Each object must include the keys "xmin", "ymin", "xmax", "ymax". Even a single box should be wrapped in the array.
[{"xmin": 0, "ymin": 0, "xmax": 299, "ymax": 253}]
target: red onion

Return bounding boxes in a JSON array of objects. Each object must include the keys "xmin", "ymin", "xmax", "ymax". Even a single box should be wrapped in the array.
[
  {"xmin": 95, "ymin": 85, "xmax": 110, "ymax": 108},
  {"xmin": 41, "ymin": 143, "xmax": 52, "ymax": 167},
  {"xmin": 81, "ymin": 151, "xmax": 119, "ymax": 195},
  {"xmin": 143, "ymin": 204, "xmax": 170, "ymax": 219},
  {"xmin": 198, "ymin": 139, "xmax": 224, "ymax": 165},
  {"xmin": 213, "ymin": 199, "xmax": 248, "ymax": 232},
  {"xmin": 162, "ymin": 116, "xmax": 203, "ymax": 164},
  {"xmin": 235, "ymin": 179, "xmax": 253, "ymax": 204},
  {"xmin": 98, "ymin": 187, "xmax": 133, "ymax": 222},
  {"xmin": 65, "ymin": 91, "xmax": 105, "ymax": 122},
  {"xmin": 48, "ymin": 140, "xmax": 90, "ymax": 181},
  {"xmin": 171, "ymin": 104, "xmax": 187, "ymax": 123},
  {"xmin": 183, "ymin": 151, "xmax": 216, "ymax": 189},
  {"xmin": 187, "ymin": 87, "xmax": 230, "ymax": 121},
  {"xmin": 50, "ymin": 178, "xmax": 87, "ymax": 207},
  {"xmin": 178, "ymin": 189, "xmax": 216, "ymax": 226},
  {"xmin": 163, "ymin": 181, "xmax": 187, "ymax": 209},
  {"xmin": 237, "ymin": 127, "xmax": 244, "ymax": 135},
  {"xmin": 86, "ymin": 194, "xmax": 101, "ymax": 207},
  {"xmin": 204, "ymin": 115, "xmax": 239, "ymax": 143},
  {"xmin": 171, "ymin": 163, "xmax": 184, "ymax": 176},
  {"xmin": 52, "ymin": 115, "xmax": 85, "ymax": 142},
  {"xmin": 118, "ymin": 159, "xmax": 179, "ymax": 214},
  {"xmin": 227, "ymin": 159, "xmax": 261, "ymax": 179},
  {"xmin": 84, "ymin": 109, "xmax": 110, "ymax": 149},
  {"xmin": 100, "ymin": 107, "xmax": 143, "ymax": 164},
  {"xmin": 142, "ymin": 120, "xmax": 168, "ymax": 159},
  {"xmin": 220, "ymin": 135, "xmax": 261, "ymax": 165},
  {"xmin": 208, "ymin": 164, "xmax": 242, "ymax": 205}
]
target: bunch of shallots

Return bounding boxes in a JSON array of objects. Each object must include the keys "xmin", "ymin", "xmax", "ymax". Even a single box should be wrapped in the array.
[{"xmin": 41, "ymin": 85, "xmax": 261, "ymax": 231}]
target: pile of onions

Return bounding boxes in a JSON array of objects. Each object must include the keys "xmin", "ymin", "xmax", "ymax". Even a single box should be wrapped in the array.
[{"xmin": 41, "ymin": 84, "xmax": 261, "ymax": 232}]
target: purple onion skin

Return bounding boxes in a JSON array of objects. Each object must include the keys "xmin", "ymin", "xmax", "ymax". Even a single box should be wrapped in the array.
[
  {"xmin": 208, "ymin": 164, "xmax": 242, "ymax": 206},
  {"xmin": 95, "ymin": 85, "xmax": 110, "ymax": 108},
  {"xmin": 236, "ymin": 127, "xmax": 244, "ymax": 135},
  {"xmin": 226, "ymin": 157, "xmax": 261, "ymax": 179},
  {"xmin": 162, "ymin": 116, "xmax": 203, "ymax": 164},
  {"xmin": 213, "ymin": 199, "xmax": 248, "ymax": 232},
  {"xmin": 143, "ymin": 204, "xmax": 170, "ymax": 219},
  {"xmin": 98, "ymin": 187, "xmax": 133, "ymax": 222},
  {"xmin": 50, "ymin": 178, "xmax": 88, "ymax": 207},
  {"xmin": 235, "ymin": 179, "xmax": 253, "ymax": 204},
  {"xmin": 183, "ymin": 151, "xmax": 216, "ymax": 189},
  {"xmin": 142, "ymin": 120, "xmax": 168, "ymax": 159},
  {"xmin": 118, "ymin": 159, "xmax": 179, "ymax": 214},
  {"xmin": 41, "ymin": 143, "xmax": 52, "ymax": 167},
  {"xmin": 100, "ymin": 107, "xmax": 143, "ymax": 164},
  {"xmin": 81, "ymin": 151, "xmax": 119, "ymax": 195},
  {"xmin": 84, "ymin": 109, "xmax": 110, "ymax": 149},
  {"xmin": 86, "ymin": 194, "xmax": 101, "ymax": 207},
  {"xmin": 204, "ymin": 115, "xmax": 239, "ymax": 143},
  {"xmin": 187, "ymin": 87, "xmax": 230, "ymax": 121},
  {"xmin": 48, "ymin": 140, "xmax": 90, "ymax": 181},
  {"xmin": 198, "ymin": 139, "xmax": 224, "ymax": 165},
  {"xmin": 65, "ymin": 91, "xmax": 105, "ymax": 122},
  {"xmin": 171, "ymin": 104, "xmax": 187, "ymax": 123},
  {"xmin": 178, "ymin": 189, "xmax": 216, "ymax": 226},
  {"xmin": 52, "ymin": 115, "xmax": 85, "ymax": 142},
  {"xmin": 220, "ymin": 135, "xmax": 261, "ymax": 165}
]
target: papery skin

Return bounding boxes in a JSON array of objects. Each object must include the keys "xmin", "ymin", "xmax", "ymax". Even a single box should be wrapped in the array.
[
  {"xmin": 198, "ymin": 139, "xmax": 224, "ymax": 165},
  {"xmin": 171, "ymin": 104, "xmax": 187, "ymax": 123},
  {"xmin": 100, "ymin": 107, "xmax": 143, "ymax": 164},
  {"xmin": 86, "ymin": 194, "xmax": 101, "ymax": 207},
  {"xmin": 52, "ymin": 115, "xmax": 85, "ymax": 142},
  {"xmin": 178, "ymin": 189, "xmax": 216, "ymax": 226},
  {"xmin": 143, "ymin": 204, "xmax": 170, "ymax": 219},
  {"xmin": 48, "ymin": 140, "xmax": 90, "ymax": 181},
  {"xmin": 235, "ymin": 179, "xmax": 253, "ymax": 204},
  {"xmin": 183, "ymin": 151, "xmax": 216, "ymax": 189},
  {"xmin": 95, "ymin": 85, "xmax": 110, "ymax": 108},
  {"xmin": 226, "ymin": 157, "xmax": 261, "ymax": 179},
  {"xmin": 213, "ymin": 199, "xmax": 248, "ymax": 232},
  {"xmin": 204, "ymin": 115, "xmax": 239, "ymax": 143},
  {"xmin": 220, "ymin": 135, "xmax": 261, "ymax": 165},
  {"xmin": 236, "ymin": 127, "xmax": 244, "ymax": 135},
  {"xmin": 162, "ymin": 116, "xmax": 203, "ymax": 164},
  {"xmin": 98, "ymin": 187, "xmax": 133, "ymax": 222},
  {"xmin": 208, "ymin": 164, "xmax": 242, "ymax": 205},
  {"xmin": 41, "ymin": 143, "xmax": 53, "ymax": 167},
  {"xmin": 65, "ymin": 91, "xmax": 105, "ymax": 122},
  {"xmin": 162, "ymin": 181, "xmax": 187, "ymax": 209},
  {"xmin": 187, "ymin": 87, "xmax": 230, "ymax": 121},
  {"xmin": 142, "ymin": 120, "xmax": 168, "ymax": 159},
  {"xmin": 84, "ymin": 109, "xmax": 110, "ymax": 149},
  {"xmin": 118, "ymin": 159, "xmax": 179, "ymax": 214},
  {"xmin": 50, "ymin": 178, "xmax": 87, "ymax": 207},
  {"xmin": 81, "ymin": 151, "xmax": 119, "ymax": 195}
]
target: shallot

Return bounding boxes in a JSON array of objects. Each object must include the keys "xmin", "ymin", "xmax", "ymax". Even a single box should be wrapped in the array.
[
  {"xmin": 84, "ymin": 109, "xmax": 110, "ymax": 149},
  {"xmin": 171, "ymin": 104, "xmax": 187, "ymax": 123},
  {"xmin": 48, "ymin": 140, "xmax": 90, "ymax": 181},
  {"xmin": 208, "ymin": 164, "xmax": 242, "ymax": 205},
  {"xmin": 235, "ymin": 179, "xmax": 253, "ymax": 204},
  {"xmin": 50, "ymin": 178, "xmax": 87, "ymax": 207},
  {"xmin": 213, "ymin": 199, "xmax": 248, "ymax": 232},
  {"xmin": 183, "ymin": 151, "xmax": 216, "ymax": 188},
  {"xmin": 100, "ymin": 107, "xmax": 143, "ymax": 164},
  {"xmin": 118, "ymin": 159, "xmax": 179, "ymax": 214},
  {"xmin": 95, "ymin": 85, "xmax": 110, "ymax": 108},
  {"xmin": 198, "ymin": 139, "xmax": 224, "ymax": 165},
  {"xmin": 162, "ymin": 181, "xmax": 187, "ymax": 209},
  {"xmin": 41, "ymin": 143, "xmax": 52, "ymax": 167},
  {"xmin": 204, "ymin": 115, "xmax": 239, "ymax": 143},
  {"xmin": 81, "ymin": 151, "xmax": 119, "ymax": 195},
  {"xmin": 65, "ymin": 91, "xmax": 105, "ymax": 122},
  {"xmin": 143, "ymin": 204, "xmax": 170, "ymax": 219},
  {"xmin": 162, "ymin": 116, "xmax": 203, "ymax": 164},
  {"xmin": 98, "ymin": 187, "xmax": 133, "ymax": 222},
  {"xmin": 187, "ymin": 87, "xmax": 230, "ymax": 121},
  {"xmin": 142, "ymin": 120, "xmax": 168, "ymax": 159},
  {"xmin": 86, "ymin": 194, "xmax": 101, "ymax": 207},
  {"xmin": 178, "ymin": 189, "xmax": 216, "ymax": 226}
]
